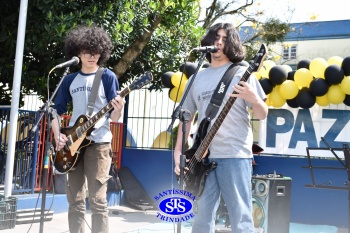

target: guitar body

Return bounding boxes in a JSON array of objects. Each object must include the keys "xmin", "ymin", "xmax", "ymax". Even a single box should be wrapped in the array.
[
  {"xmin": 52, "ymin": 71, "xmax": 154, "ymax": 173},
  {"xmin": 184, "ymin": 118, "xmax": 218, "ymax": 198},
  {"xmin": 53, "ymin": 115, "xmax": 92, "ymax": 173}
]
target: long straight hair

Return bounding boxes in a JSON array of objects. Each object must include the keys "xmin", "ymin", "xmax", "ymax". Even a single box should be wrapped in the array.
[{"xmin": 201, "ymin": 23, "xmax": 245, "ymax": 63}]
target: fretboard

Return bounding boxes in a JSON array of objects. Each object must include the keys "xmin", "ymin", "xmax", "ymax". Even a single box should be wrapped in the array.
[{"xmin": 81, "ymin": 87, "xmax": 130, "ymax": 133}]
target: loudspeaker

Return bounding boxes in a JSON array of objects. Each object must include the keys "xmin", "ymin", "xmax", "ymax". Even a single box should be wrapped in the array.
[{"xmin": 252, "ymin": 176, "xmax": 292, "ymax": 233}]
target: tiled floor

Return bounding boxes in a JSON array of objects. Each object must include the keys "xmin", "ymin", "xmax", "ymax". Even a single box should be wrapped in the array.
[{"xmin": 3, "ymin": 204, "xmax": 347, "ymax": 233}]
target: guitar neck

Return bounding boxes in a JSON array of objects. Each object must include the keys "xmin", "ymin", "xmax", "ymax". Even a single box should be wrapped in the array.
[
  {"xmin": 81, "ymin": 86, "xmax": 131, "ymax": 132},
  {"xmin": 194, "ymin": 66, "xmax": 254, "ymax": 160}
]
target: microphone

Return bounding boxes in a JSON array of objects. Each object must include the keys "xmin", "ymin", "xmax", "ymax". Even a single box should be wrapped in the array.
[
  {"xmin": 54, "ymin": 56, "xmax": 79, "ymax": 69},
  {"xmin": 192, "ymin": 46, "xmax": 218, "ymax": 53}
]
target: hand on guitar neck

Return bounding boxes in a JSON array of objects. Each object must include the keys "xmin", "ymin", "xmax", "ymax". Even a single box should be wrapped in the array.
[
  {"xmin": 52, "ymin": 116, "xmax": 68, "ymax": 151},
  {"xmin": 109, "ymin": 94, "xmax": 126, "ymax": 122},
  {"xmin": 174, "ymin": 150, "xmax": 190, "ymax": 176}
]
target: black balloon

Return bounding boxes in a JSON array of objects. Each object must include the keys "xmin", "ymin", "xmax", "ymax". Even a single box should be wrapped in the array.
[
  {"xmin": 287, "ymin": 97, "xmax": 299, "ymax": 108},
  {"xmin": 161, "ymin": 71, "xmax": 174, "ymax": 88},
  {"xmin": 269, "ymin": 65, "xmax": 287, "ymax": 85},
  {"xmin": 259, "ymin": 78, "xmax": 274, "ymax": 95},
  {"xmin": 309, "ymin": 78, "xmax": 329, "ymax": 96},
  {"xmin": 341, "ymin": 56, "xmax": 350, "ymax": 76},
  {"xmin": 202, "ymin": 62, "xmax": 211, "ymax": 68},
  {"xmin": 344, "ymin": 95, "xmax": 350, "ymax": 106},
  {"xmin": 297, "ymin": 59, "xmax": 311, "ymax": 70},
  {"xmin": 296, "ymin": 87, "xmax": 316, "ymax": 109},
  {"xmin": 180, "ymin": 62, "xmax": 197, "ymax": 78},
  {"xmin": 287, "ymin": 70, "xmax": 296, "ymax": 81},
  {"xmin": 324, "ymin": 64, "xmax": 344, "ymax": 85}
]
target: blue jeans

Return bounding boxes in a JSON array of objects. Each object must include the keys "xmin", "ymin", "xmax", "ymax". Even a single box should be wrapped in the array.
[{"xmin": 191, "ymin": 158, "xmax": 254, "ymax": 233}]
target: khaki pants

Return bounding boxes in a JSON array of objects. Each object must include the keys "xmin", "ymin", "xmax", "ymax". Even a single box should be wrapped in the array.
[{"xmin": 66, "ymin": 143, "xmax": 112, "ymax": 233}]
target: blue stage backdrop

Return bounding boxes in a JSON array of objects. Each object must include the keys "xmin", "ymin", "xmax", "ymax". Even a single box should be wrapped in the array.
[{"xmin": 121, "ymin": 148, "xmax": 348, "ymax": 228}]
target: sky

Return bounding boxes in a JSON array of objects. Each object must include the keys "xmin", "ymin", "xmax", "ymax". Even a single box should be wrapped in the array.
[
  {"xmin": 201, "ymin": 0, "xmax": 349, "ymax": 24},
  {"xmin": 256, "ymin": 0, "xmax": 349, "ymax": 23}
]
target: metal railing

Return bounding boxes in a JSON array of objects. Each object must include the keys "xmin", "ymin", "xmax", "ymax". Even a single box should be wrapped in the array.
[
  {"xmin": 0, "ymin": 108, "xmax": 40, "ymax": 193},
  {"xmin": 0, "ymin": 108, "xmax": 124, "ymax": 194}
]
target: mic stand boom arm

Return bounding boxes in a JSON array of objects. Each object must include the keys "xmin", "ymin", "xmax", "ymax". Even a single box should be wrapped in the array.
[
  {"xmin": 32, "ymin": 67, "xmax": 70, "ymax": 133},
  {"xmin": 167, "ymin": 52, "xmax": 207, "ymax": 133}
]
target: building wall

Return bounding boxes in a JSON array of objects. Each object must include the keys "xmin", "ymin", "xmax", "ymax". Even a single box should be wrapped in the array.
[{"xmin": 271, "ymin": 38, "xmax": 350, "ymax": 67}]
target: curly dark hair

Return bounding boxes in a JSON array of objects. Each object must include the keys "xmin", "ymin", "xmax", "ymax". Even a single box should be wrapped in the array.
[
  {"xmin": 64, "ymin": 25, "xmax": 113, "ymax": 66},
  {"xmin": 201, "ymin": 23, "xmax": 245, "ymax": 64}
]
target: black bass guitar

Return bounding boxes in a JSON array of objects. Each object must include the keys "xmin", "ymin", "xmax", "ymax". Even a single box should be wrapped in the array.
[
  {"xmin": 183, "ymin": 44, "xmax": 268, "ymax": 199},
  {"xmin": 53, "ymin": 72, "xmax": 153, "ymax": 173}
]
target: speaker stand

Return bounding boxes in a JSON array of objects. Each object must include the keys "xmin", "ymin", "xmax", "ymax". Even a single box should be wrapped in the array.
[{"xmin": 303, "ymin": 137, "xmax": 350, "ymax": 233}]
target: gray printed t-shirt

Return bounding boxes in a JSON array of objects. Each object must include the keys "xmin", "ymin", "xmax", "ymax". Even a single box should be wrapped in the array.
[
  {"xmin": 54, "ymin": 69, "xmax": 119, "ymax": 143},
  {"xmin": 181, "ymin": 62, "xmax": 266, "ymax": 158}
]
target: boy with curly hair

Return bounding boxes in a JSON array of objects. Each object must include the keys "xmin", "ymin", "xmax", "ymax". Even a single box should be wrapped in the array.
[{"xmin": 51, "ymin": 25, "xmax": 125, "ymax": 233}]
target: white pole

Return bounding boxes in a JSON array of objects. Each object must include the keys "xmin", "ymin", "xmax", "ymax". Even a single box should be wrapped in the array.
[{"xmin": 4, "ymin": 0, "xmax": 29, "ymax": 197}]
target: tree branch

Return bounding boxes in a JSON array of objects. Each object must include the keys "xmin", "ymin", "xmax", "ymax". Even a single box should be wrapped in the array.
[{"xmin": 113, "ymin": 10, "xmax": 163, "ymax": 78}]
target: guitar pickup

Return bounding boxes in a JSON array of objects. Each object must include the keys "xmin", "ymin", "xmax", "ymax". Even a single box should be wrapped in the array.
[
  {"xmin": 76, "ymin": 127, "xmax": 83, "ymax": 138},
  {"xmin": 67, "ymin": 135, "xmax": 73, "ymax": 146}
]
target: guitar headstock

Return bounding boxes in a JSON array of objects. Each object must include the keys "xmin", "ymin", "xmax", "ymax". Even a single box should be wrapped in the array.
[
  {"xmin": 129, "ymin": 71, "xmax": 153, "ymax": 91},
  {"xmin": 249, "ymin": 44, "xmax": 268, "ymax": 72}
]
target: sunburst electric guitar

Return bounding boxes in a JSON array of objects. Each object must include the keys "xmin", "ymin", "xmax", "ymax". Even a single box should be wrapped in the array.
[
  {"xmin": 53, "ymin": 72, "xmax": 153, "ymax": 173},
  {"xmin": 183, "ymin": 44, "xmax": 268, "ymax": 199}
]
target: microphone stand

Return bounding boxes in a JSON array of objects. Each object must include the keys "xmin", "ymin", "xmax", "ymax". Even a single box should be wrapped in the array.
[
  {"xmin": 32, "ymin": 66, "xmax": 70, "ymax": 233},
  {"xmin": 167, "ymin": 51, "xmax": 208, "ymax": 233}
]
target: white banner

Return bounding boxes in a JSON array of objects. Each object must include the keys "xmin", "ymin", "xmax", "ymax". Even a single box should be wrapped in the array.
[{"xmin": 259, "ymin": 104, "xmax": 350, "ymax": 158}]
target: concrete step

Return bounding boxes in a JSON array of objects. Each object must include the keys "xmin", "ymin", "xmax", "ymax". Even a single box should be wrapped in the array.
[{"xmin": 16, "ymin": 208, "xmax": 53, "ymax": 225}]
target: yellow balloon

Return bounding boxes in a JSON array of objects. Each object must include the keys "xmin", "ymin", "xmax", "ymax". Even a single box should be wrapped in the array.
[
  {"xmin": 269, "ymin": 86, "xmax": 286, "ymax": 108},
  {"xmin": 327, "ymin": 56, "xmax": 343, "ymax": 66},
  {"xmin": 279, "ymin": 80, "xmax": 299, "ymax": 99},
  {"xmin": 340, "ymin": 76, "xmax": 350, "ymax": 95},
  {"xmin": 179, "ymin": 80, "xmax": 188, "ymax": 93},
  {"xmin": 171, "ymin": 72, "xmax": 187, "ymax": 87},
  {"xmin": 260, "ymin": 60, "xmax": 276, "ymax": 78},
  {"xmin": 152, "ymin": 131, "xmax": 171, "ymax": 148},
  {"xmin": 309, "ymin": 58, "xmax": 328, "ymax": 78},
  {"xmin": 327, "ymin": 85, "xmax": 346, "ymax": 104},
  {"xmin": 282, "ymin": 65, "xmax": 293, "ymax": 73},
  {"xmin": 254, "ymin": 72, "xmax": 262, "ymax": 80},
  {"xmin": 294, "ymin": 68, "xmax": 313, "ymax": 88},
  {"xmin": 265, "ymin": 95, "xmax": 272, "ymax": 106},
  {"xmin": 316, "ymin": 95, "xmax": 330, "ymax": 106},
  {"xmin": 169, "ymin": 87, "xmax": 182, "ymax": 102}
]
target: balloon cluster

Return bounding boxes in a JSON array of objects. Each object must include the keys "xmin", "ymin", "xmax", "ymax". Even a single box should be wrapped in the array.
[
  {"xmin": 161, "ymin": 62, "xmax": 198, "ymax": 102},
  {"xmin": 258, "ymin": 56, "xmax": 350, "ymax": 108}
]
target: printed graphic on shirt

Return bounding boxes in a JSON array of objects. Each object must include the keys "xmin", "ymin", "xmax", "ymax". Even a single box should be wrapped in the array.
[
  {"xmin": 201, "ymin": 90, "xmax": 214, "ymax": 102},
  {"xmin": 71, "ymin": 86, "xmax": 92, "ymax": 95}
]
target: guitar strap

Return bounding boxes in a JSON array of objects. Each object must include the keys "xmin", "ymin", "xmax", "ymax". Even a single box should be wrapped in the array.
[
  {"xmin": 86, "ymin": 67, "xmax": 105, "ymax": 117},
  {"xmin": 205, "ymin": 63, "xmax": 240, "ymax": 120}
]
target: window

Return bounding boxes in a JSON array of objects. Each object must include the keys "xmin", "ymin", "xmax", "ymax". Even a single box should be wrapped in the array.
[{"xmin": 283, "ymin": 45, "xmax": 297, "ymax": 60}]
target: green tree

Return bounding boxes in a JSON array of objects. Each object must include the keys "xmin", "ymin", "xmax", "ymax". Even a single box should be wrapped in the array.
[
  {"xmin": 0, "ymin": 0, "xmax": 203, "ymax": 104},
  {"xmin": 0, "ymin": 0, "xmax": 291, "ymax": 105},
  {"xmin": 201, "ymin": 1, "xmax": 292, "ymax": 60}
]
